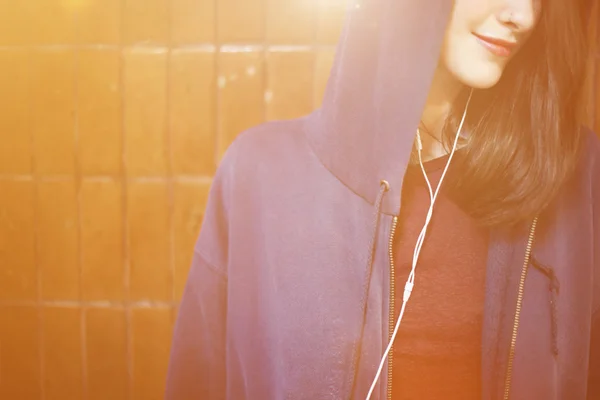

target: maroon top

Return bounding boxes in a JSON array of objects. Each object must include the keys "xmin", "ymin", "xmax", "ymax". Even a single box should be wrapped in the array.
[{"xmin": 391, "ymin": 155, "xmax": 489, "ymax": 399}]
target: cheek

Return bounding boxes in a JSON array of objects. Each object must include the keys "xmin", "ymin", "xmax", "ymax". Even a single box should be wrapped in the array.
[
  {"xmin": 448, "ymin": 0, "xmax": 491, "ymax": 33},
  {"xmin": 442, "ymin": 33, "xmax": 506, "ymax": 89}
]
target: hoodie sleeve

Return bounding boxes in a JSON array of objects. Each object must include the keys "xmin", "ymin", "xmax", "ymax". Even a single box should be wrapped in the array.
[
  {"xmin": 165, "ymin": 252, "xmax": 227, "ymax": 399},
  {"xmin": 165, "ymin": 140, "xmax": 236, "ymax": 399}
]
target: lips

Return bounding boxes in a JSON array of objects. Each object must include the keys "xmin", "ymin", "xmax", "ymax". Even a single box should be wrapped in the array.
[{"xmin": 473, "ymin": 33, "xmax": 517, "ymax": 58}]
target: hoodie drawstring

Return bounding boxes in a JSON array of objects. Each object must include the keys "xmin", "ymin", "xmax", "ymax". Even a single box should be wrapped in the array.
[
  {"xmin": 531, "ymin": 256, "xmax": 560, "ymax": 357},
  {"xmin": 348, "ymin": 180, "xmax": 390, "ymax": 399}
]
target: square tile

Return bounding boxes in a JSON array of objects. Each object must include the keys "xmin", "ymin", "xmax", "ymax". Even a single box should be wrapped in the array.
[
  {"xmin": 131, "ymin": 308, "xmax": 173, "ymax": 400},
  {"xmin": 42, "ymin": 307, "xmax": 83, "ymax": 400},
  {"xmin": 169, "ymin": 50, "xmax": 216, "ymax": 176},
  {"xmin": 266, "ymin": 51, "xmax": 314, "ymax": 121},
  {"xmin": 30, "ymin": 0, "xmax": 76, "ymax": 45},
  {"xmin": 37, "ymin": 180, "xmax": 79, "ymax": 300},
  {"xmin": 85, "ymin": 308, "xmax": 128, "ymax": 400},
  {"xmin": 124, "ymin": 50, "xmax": 168, "ymax": 177},
  {"xmin": 314, "ymin": 48, "xmax": 336, "ymax": 108},
  {"xmin": 78, "ymin": 49, "xmax": 122, "ymax": 176},
  {"xmin": 0, "ymin": 50, "xmax": 32, "ymax": 174},
  {"xmin": 0, "ymin": 2, "xmax": 33, "ymax": 45},
  {"xmin": 172, "ymin": 0, "xmax": 215, "ymax": 44},
  {"xmin": 76, "ymin": 0, "xmax": 121, "ymax": 44},
  {"xmin": 218, "ymin": 0, "xmax": 265, "ymax": 42},
  {"xmin": 128, "ymin": 181, "xmax": 171, "ymax": 301},
  {"xmin": 217, "ymin": 51, "xmax": 265, "ymax": 159},
  {"xmin": 81, "ymin": 180, "xmax": 124, "ymax": 301},
  {"xmin": 0, "ymin": 306, "xmax": 41, "ymax": 399},
  {"xmin": 31, "ymin": 50, "xmax": 76, "ymax": 175},
  {"xmin": 266, "ymin": 0, "xmax": 315, "ymax": 44},
  {"xmin": 124, "ymin": 0, "xmax": 169, "ymax": 44},
  {"xmin": 173, "ymin": 181, "xmax": 210, "ymax": 299},
  {"xmin": 0, "ymin": 180, "xmax": 36, "ymax": 301},
  {"xmin": 316, "ymin": 0, "xmax": 346, "ymax": 44}
]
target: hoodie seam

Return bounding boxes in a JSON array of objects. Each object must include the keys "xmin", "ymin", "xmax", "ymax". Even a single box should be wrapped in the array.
[
  {"xmin": 194, "ymin": 250, "xmax": 228, "ymax": 282},
  {"xmin": 302, "ymin": 118, "xmax": 399, "ymax": 217}
]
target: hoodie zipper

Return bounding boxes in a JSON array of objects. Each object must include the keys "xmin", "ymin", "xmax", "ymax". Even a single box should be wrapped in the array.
[
  {"xmin": 385, "ymin": 216, "xmax": 538, "ymax": 400},
  {"xmin": 503, "ymin": 217, "xmax": 538, "ymax": 400},
  {"xmin": 387, "ymin": 216, "xmax": 399, "ymax": 400}
]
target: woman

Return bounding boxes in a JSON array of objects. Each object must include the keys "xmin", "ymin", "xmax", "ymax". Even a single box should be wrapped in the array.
[{"xmin": 166, "ymin": 0, "xmax": 600, "ymax": 399}]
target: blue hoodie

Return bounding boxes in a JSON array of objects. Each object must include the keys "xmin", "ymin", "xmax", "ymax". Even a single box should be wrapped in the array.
[{"xmin": 166, "ymin": 1, "xmax": 600, "ymax": 398}]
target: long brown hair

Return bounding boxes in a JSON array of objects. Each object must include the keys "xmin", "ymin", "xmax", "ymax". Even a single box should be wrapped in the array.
[{"xmin": 443, "ymin": 0, "xmax": 591, "ymax": 227}]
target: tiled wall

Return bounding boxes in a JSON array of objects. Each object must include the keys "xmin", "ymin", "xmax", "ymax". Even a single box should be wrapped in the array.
[
  {"xmin": 0, "ymin": 1, "xmax": 345, "ymax": 399},
  {"xmin": 0, "ymin": 1, "xmax": 597, "ymax": 400}
]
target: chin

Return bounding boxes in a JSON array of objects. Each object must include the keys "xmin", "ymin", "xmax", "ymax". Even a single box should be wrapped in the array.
[{"xmin": 448, "ymin": 60, "xmax": 506, "ymax": 89}]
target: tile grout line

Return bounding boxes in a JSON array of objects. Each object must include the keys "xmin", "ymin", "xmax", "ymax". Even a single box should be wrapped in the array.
[
  {"xmin": 73, "ymin": 32, "xmax": 87, "ymax": 400},
  {"xmin": 0, "ymin": 43, "xmax": 336, "ymax": 52},
  {"xmin": 262, "ymin": 0, "xmax": 268, "ymax": 124},
  {"xmin": 0, "ymin": 174, "xmax": 214, "ymax": 182},
  {"xmin": 213, "ymin": 0, "xmax": 221, "ymax": 176},
  {"xmin": 30, "ymin": 44, "xmax": 45, "ymax": 400},
  {"xmin": 119, "ymin": 1, "xmax": 133, "ymax": 397},
  {"xmin": 166, "ymin": 0, "xmax": 176, "ymax": 320},
  {"xmin": 0, "ymin": 300, "xmax": 180, "ymax": 308}
]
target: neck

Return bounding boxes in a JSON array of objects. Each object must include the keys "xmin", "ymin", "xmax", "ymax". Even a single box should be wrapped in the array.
[{"xmin": 418, "ymin": 65, "xmax": 464, "ymax": 161}]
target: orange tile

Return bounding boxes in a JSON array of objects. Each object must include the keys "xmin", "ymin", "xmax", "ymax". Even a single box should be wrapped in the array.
[
  {"xmin": 173, "ymin": 181, "xmax": 211, "ymax": 299},
  {"xmin": 266, "ymin": 0, "xmax": 315, "ymax": 44},
  {"xmin": 218, "ymin": 0, "xmax": 265, "ymax": 42},
  {"xmin": 131, "ymin": 308, "xmax": 173, "ymax": 400},
  {"xmin": 78, "ymin": 49, "xmax": 122, "ymax": 176},
  {"xmin": 124, "ymin": 0, "xmax": 169, "ymax": 45},
  {"xmin": 0, "ymin": 306, "xmax": 41, "ymax": 399},
  {"xmin": 266, "ymin": 51, "xmax": 314, "ymax": 121},
  {"xmin": 30, "ymin": 0, "xmax": 76, "ymax": 45},
  {"xmin": 128, "ymin": 181, "xmax": 171, "ymax": 301},
  {"xmin": 0, "ymin": 181, "xmax": 35, "ymax": 301},
  {"xmin": 42, "ymin": 307, "xmax": 83, "ymax": 400},
  {"xmin": 81, "ymin": 180, "xmax": 124, "ymax": 301},
  {"xmin": 31, "ymin": 50, "xmax": 76, "ymax": 175},
  {"xmin": 217, "ymin": 51, "xmax": 265, "ymax": 159},
  {"xmin": 37, "ymin": 180, "xmax": 79, "ymax": 300},
  {"xmin": 172, "ymin": 0, "xmax": 215, "ymax": 44},
  {"xmin": 316, "ymin": 0, "xmax": 346, "ymax": 44},
  {"xmin": 85, "ymin": 308, "xmax": 128, "ymax": 400},
  {"xmin": 124, "ymin": 50, "xmax": 168, "ymax": 177},
  {"xmin": 76, "ymin": 0, "xmax": 121, "ymax": 44},
  {"xmin": 314, "ymin": 48, "xmax": 336, "ymax": 108},
  {"xmin": 169, "ymin": 50, "xmax": 216, "ymax": 176},
  {"xmin": 0, "ymin": 50, "xmax": 31, "ymax": 174},
  {"xmin": 0, "ymin": 2, "xmax": 33, "ymax": 45}
]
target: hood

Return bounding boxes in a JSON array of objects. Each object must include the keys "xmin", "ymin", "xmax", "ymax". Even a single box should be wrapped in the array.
[{"xmin": 305, "ymin": 0, "xmax": 453, "ymax": 216}]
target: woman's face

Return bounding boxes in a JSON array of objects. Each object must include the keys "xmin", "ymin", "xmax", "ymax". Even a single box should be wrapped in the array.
[{"xmin": 441, "ymin": 0, "xmax": 542, "ymax": 89}]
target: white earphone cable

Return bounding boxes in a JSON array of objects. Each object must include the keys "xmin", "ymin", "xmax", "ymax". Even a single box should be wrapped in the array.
[{"xmin": 364, "ymin": 90, "xmax": 473, "ymax": 400}]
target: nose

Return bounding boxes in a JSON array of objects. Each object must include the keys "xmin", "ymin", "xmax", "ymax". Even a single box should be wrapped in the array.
[{"xmin": 497, "ymin": 0, "xmax": 539, "ymax": 33}]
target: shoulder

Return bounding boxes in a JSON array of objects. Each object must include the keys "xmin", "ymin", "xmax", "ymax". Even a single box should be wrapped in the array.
[
  {"xmin": 224, "ymin": 118, "xmax": 309, "ymax": 163},
  {"xmin": 216, "ymin": 117, "xmax": 313, "ymax": 186},
  {"xmin": 195, "ymin": 118, "xmax": 312, "ymax": 266},
  {"xmin": 203, "ymin": 117, "xmax": 312, "ymax": 210}
]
